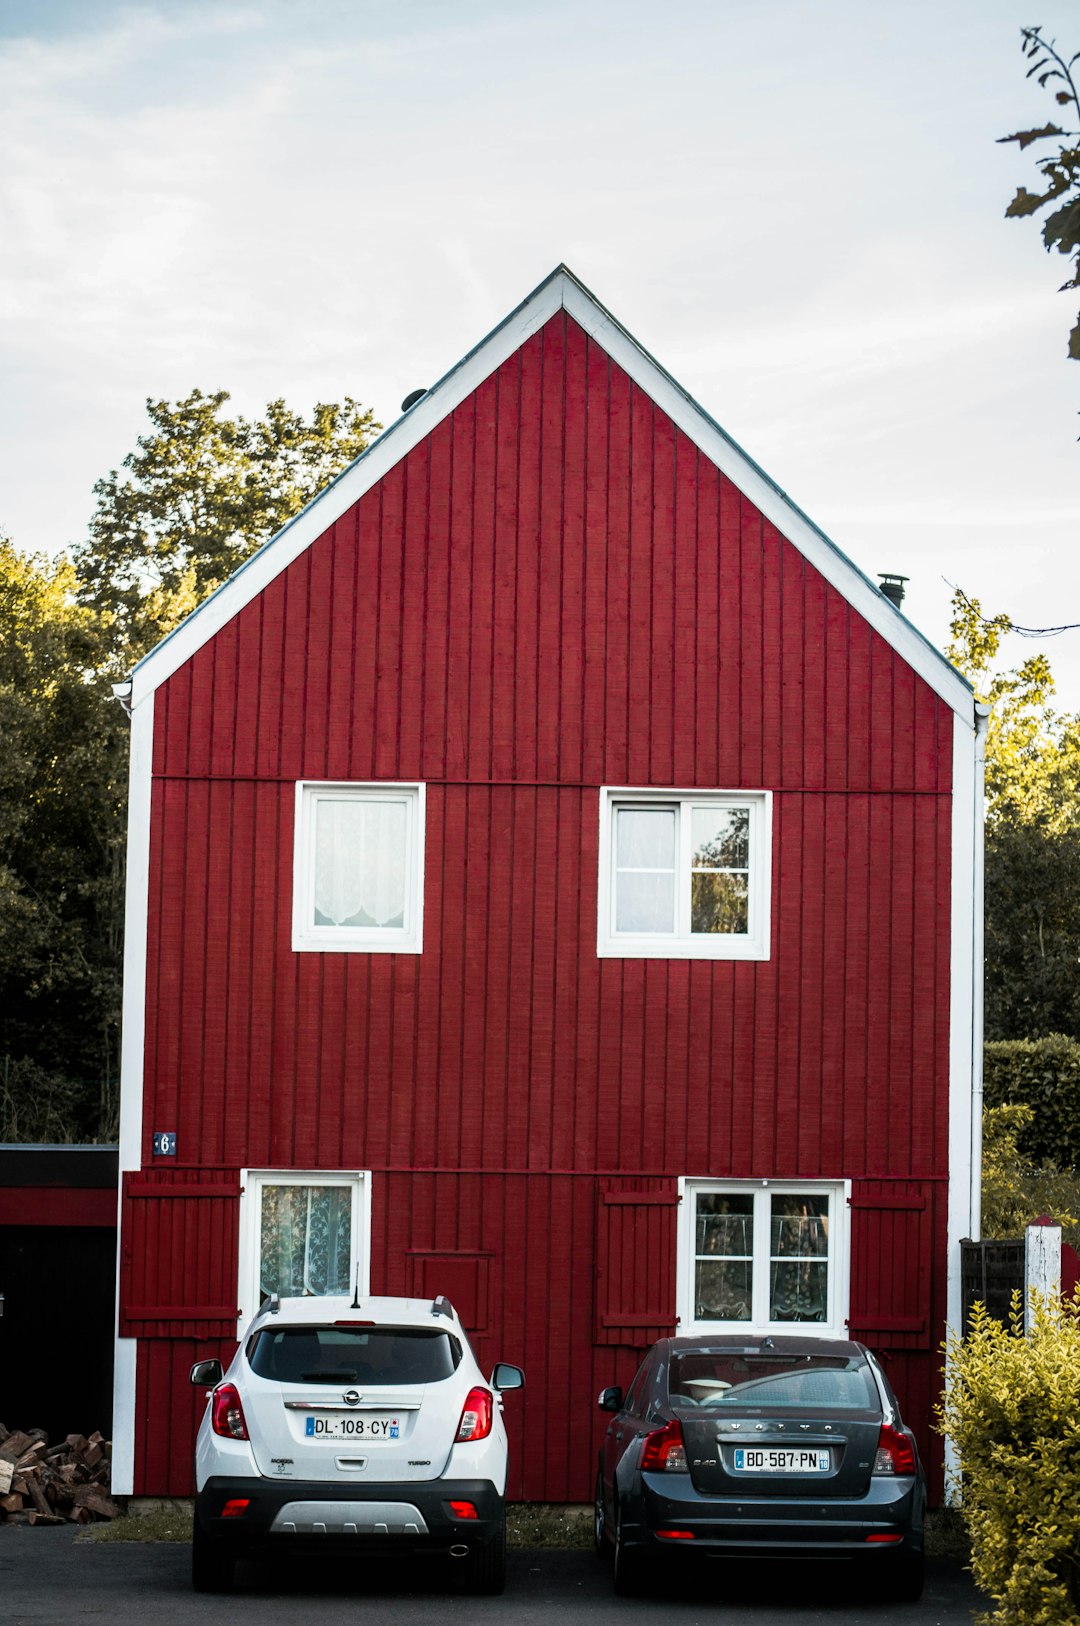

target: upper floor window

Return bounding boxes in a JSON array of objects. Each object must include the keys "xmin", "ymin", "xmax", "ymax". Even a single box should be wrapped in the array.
[
  {"xmin": 597, "ymin": 788, "xmax": 771, "ymax": 959},
  {"xmin": 292, "ymin": 782, "xmax": 425, "ymax": 954}
]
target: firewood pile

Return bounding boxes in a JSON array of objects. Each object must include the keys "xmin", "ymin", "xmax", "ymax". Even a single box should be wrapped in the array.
[{"xmin": 0, "ymin": 1424, "xmax": 117, "ymax": 1525}]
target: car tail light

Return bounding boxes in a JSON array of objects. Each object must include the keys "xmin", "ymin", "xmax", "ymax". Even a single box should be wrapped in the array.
[
  {"xmin": 865, "ymin": 1532, "xmax": 904, "ymax": 1543},
  {"xmin": 455, "ymin": 1387, "xmax": 493, "ymax": 1442},
  {"xmin": 873, "ymin": 1423, "xmax": 917, "ymax": 1475},
  {"xmin": 221, "ymin": 1499, "xmax": 250, "ymax": 1518},
  {"xmin": 656, "ymin": 1529, "xmax": 695, "ymax": 1539},
  {"xmin": 211, "ymin": 1384, "xmax": 249, "ymax": 1441},
  {"xmin": 640, "ymin": 1419, "xmax": 687, "ymax": 1473},
  {"xmin": 449, "ymin": 1501, "xmax": 479, "ymax": 1519}
]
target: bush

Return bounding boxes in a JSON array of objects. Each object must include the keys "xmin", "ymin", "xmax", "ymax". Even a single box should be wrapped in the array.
[
  {"xmin": 982, "ymin": 1104, "xmax": 1080, "ymax": 1244},
  {"xmin": 983, "ymin": 1037, "xmax": 1080, "ymax": 1167},
  {"xmin": 942, "ymin": 1295, "xmax": 1080, "ymax": 1625}
]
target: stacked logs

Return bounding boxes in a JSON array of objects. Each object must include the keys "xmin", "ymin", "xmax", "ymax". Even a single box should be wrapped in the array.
[{"xmin": 0, "ymin": 1424, "xmax": 117, "ymax": 1525}]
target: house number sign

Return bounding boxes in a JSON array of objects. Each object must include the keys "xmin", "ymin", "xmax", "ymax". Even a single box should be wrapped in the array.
[{"xmin": 153, "ymin": 1132, "xmax": 177, "ymax": 1157}]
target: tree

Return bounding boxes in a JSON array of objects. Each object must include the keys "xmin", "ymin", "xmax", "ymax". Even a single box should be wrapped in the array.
[
  {"xmin": 948, "ymin": 589, "xmax": 1080, "ymax": 1039},
  {"xmin": 73, "ymin": 390, "xmax": 381, "ymax": 660},
  {"xmin": 0, "ymin": 539, "xmax": 128, "ymax": 1138},
  {"xmin": 946, "ymin": 588, "xmax": 1080, "ymax": 830},
  {"xmin": 985, "ymin": 824, "xmax": 1080, "ymax": 1039},
  {"xmin": 999, "ymin": 25, "xmax": 1080, "ymax": 360}
]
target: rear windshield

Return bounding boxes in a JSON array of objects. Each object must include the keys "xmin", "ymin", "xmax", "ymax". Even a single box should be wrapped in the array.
[
  {"xmin": 248, "ymin": 1326, "xmax": 463, "ymax": 1386},
  {"xmin": 669, "ymin": 1351, "xmax": 877, "ymax": 1411}
]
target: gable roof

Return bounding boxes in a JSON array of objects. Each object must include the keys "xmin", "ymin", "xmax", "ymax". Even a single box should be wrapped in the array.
[{"xmin": 129, "ymin": 265, "xmax": 974, "ymax": 719}]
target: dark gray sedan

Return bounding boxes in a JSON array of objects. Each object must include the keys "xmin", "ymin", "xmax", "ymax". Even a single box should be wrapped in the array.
[{"xmin": 595, "ymin": 1335, "xmax": 925, "ymax": 1601}]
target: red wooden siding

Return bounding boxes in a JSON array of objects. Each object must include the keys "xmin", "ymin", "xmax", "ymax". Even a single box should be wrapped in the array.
[{"xmin": 129, "ymin": 309, "xmax": 959, "ymax": 1500}]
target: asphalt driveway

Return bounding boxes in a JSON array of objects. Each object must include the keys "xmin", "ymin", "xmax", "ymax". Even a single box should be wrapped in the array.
[{"xmin": 1, "ymin": 1525, "xmax": 983, "ymax": 1625}]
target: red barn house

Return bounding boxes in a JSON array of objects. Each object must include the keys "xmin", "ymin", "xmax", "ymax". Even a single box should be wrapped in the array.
[{"xmin": 112, "ymin": 267, "xmax": 983, "ymax": 1503}]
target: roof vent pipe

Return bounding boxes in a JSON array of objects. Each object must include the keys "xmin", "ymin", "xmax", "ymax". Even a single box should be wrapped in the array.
[
  {"xmin": 878, "ymin": 573, "xmax": 908, "ymax": 608},
  {"xmin": 401, "ymin": 388, "xmax": 427, "ymax": 413}
]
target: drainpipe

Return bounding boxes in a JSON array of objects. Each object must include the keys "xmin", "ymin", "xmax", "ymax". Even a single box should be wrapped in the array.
[{"xmin": 969, "ymin": 702, "xmax": 990, "ymax": 1240}]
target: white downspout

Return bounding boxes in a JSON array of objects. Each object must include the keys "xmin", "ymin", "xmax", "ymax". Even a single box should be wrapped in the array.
[{"xmin": 969, "ymin": 702, "xmax": 989, "ymax": 1241}]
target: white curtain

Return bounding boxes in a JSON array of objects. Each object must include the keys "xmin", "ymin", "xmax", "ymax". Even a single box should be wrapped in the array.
[{"xmin": 314, "ymin": 797, "xmax": 407, "ymax": 928}]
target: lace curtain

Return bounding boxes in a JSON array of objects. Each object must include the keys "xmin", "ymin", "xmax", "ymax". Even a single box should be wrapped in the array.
[
  {"xmin": 260, "ymin": 1184, "xmax": 352, "ymax": 1301},
  {"xmin": 313, "ymin": 797, "xmax": 407, "ymax": 929}
]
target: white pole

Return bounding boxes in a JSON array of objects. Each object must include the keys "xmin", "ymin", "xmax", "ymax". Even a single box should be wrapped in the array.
[{"xmin": 1025, "ymin": 1217, "xmax": 1062, "ymax": 1332}]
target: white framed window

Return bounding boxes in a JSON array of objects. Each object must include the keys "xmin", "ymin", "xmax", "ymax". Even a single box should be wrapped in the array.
[
  {"xmin": 676, "ymin": 1179, "xmax": 849, "ymax": 1337},
  {"xmin": 238, "ymin": 1169, "xmax": 371, "ymax": 1328},
  {"xmin": 292, "ymin": 782, "xmax": 425, "ymax": 954},
  {"xmin": 597, "ymin": 788, "xmax": 771, "ymax": 959}
]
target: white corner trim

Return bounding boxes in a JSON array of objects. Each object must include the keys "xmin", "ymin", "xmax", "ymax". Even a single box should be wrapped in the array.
[
  {"xmin": 112, "ymin": 693, "xmax": 154, "ymax": 1495},
  {"xmin": 110, "ymin": 1338, "xmax": 138, "ymax": 1495},
  {"xmin": 129, "ymin": 267, "xmax": 971, "ymax": 719},
  {"xmin": 946, "ymin": 707, "xmax": 981, "ymax": 1340}
]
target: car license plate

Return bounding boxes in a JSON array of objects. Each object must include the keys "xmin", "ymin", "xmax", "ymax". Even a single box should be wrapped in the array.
[
  {"xmin": 304, "ymin": 1415, "xmax": 400, "ymax": 1440},
  {"xmin": 732, "ymin": 1448, "xmax": 830, "ymax": 1473}
]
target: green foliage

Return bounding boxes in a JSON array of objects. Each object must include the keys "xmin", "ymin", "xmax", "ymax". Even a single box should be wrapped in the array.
[
  {"xmin": 985, "ymin": 824, "xmax": 1080, "ymax": 1039},
  {"xmin": 947, "ymin": 590, "xmax": 1080, "ymax": 832},
  {"xmin": 0, "ymin": 540, "xmax": 127, "ymax": 1139},
  {"xmin": 984, "ymin": 1038, "xmax": 1080, "ymax": 1166},
  {"xmin": 999, "ymin": 26, "xmax": 1080, "ymax": 360},
  {"xmin": 941, "ymin": 1295, "xmax": 1080, "ymax": 1625},
  {"xmin": 73, "ymin": 389, "xmax": 380, "ymax": 660},
  {"xmin": 981, "ymin": 1104, "xmax": 1080, "ymax": 1242},
  {"xmin": 0, "ymin": 386, "xmax": 380, "ymax": 1142}
]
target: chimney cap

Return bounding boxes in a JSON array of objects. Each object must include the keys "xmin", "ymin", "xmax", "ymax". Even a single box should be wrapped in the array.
[{"xmin": 878, "ymin": 572, "xmax": 909, "ymax": 608}]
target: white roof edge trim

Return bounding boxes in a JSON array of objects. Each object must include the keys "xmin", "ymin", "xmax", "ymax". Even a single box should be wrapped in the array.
[{"xmin": 130, "ymin": 264, "xmax": 974, "ymax": 719}]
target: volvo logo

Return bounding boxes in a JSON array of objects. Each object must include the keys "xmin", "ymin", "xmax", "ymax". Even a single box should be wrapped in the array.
[{"xmin": 343, "ymin": 1389, "xmax": 361, "ymax": 1406}]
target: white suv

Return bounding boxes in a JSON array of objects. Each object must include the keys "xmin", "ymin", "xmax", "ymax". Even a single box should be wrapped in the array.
[{"xmin": 189, "ymin": 1293, "xmax": 523, "ymax": 1594}]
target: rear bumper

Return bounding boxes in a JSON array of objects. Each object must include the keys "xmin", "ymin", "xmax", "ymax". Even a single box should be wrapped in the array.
[
  {"xmin": 195, "ymin": 1476, "xmax": 503, "ymax": 1557},
  {"xmin": 630, "ymin": 1472, "xmax": 923, "ymax": 1559}
]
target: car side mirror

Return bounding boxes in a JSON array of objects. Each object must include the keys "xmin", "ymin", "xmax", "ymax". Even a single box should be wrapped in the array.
[
  {"xmin": 190, "ymin": 1358, "xmax": 224, "ymax": 1387},
  {"xmin": 492, "ymin": 1362, "xmax": 524, "ymax": 1391},
  {"xmin": 598, "ymin": 1385, "xmax": 623, "ymax": 1412}
]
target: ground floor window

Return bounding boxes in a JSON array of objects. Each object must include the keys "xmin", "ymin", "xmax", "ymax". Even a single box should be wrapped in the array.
[
  {"xmin": 677, "ymin": 1179, "xmax": 849, "ymax": 1336},
  {"xmin": 238, "ymin": 1170, "xmax": 370, "ymax": 1326}
]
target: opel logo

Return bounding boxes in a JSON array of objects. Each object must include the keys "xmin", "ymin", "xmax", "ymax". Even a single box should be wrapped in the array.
[{"xmin": 343, "ymin": 1389, "xmax": 361, "ymax": 1406}]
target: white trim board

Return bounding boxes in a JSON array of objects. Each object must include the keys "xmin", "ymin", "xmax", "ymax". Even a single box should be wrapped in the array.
[{"xmin": 129, "ymin": 266, "xmax": 974, "ymax": 721}]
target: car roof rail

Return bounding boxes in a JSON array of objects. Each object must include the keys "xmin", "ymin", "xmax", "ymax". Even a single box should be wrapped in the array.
[
  {"xmin": 431, "ymin": 1294, "xmax": 454, "ymax": 1320},
  {"xmin": 266, "ymin": 1293, "xmax": 280, "ymax": 1315}
]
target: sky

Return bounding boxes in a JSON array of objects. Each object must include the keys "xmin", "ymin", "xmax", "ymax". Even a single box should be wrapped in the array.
[{"xmin": 1, "ymin": 0, "xmax": 1078, "ymax": 707}]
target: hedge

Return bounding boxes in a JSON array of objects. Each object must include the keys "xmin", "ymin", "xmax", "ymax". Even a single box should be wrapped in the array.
[
  {"xmin": 942, "ymin": 1296, "xmax": 1080, "ymax": 1626},
  {"xmin": 983, "ymin": 1036, "xmax": 1080, "ymax": 1169}
]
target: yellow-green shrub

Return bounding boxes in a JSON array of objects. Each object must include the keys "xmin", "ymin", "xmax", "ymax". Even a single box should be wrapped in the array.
[
  {"xmin": 981, "ymin": 1104, "xmax": 1080, "ymax": 1242},
  {"xmin": 941, "ymin": 1296, "xmax": 1080, "ymax": 1625}
]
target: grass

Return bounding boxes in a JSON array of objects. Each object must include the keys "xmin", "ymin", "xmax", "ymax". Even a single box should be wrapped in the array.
[{"xmin": 82, "ymin": 1499, "xmax": 968, "ymax": 1560}]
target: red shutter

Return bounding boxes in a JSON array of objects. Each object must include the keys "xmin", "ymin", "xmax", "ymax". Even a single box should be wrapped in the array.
[
  {"xmin": 119, "ymin": 1171, "xmax": 241, "ymax": 1339},
  {"xmin": 594, "ymin": 1179, "xmax": 678, "ymax": 1346},
  {"xmin": 847, "ymin": 1188, "xmax": 932, "ymax": 1350}
]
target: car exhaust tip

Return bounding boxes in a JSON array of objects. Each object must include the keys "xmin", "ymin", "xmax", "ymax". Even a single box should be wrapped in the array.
[{"xmin": 449, "ymin": 1544, "xmax": 470, "ymax": 1558}]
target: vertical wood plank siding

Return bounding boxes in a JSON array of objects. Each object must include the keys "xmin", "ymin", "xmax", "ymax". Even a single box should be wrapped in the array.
[{"xmin": 133, "ymin": 312, "xmax": 956, "ymax": 1498}]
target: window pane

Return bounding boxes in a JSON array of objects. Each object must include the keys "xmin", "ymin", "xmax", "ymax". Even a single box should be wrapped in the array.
[
  {"xmin": 770, "ymin": 1195, "xmax": 830, "ymax": 1257},
  {"xmin": 691, "ymin": 806, "xmax": 749, "ymax": 869},
  {"xmin": 616, "ymin": 807, "xmax": 676, "ymax": 868},
  {"xmin": 615, "ymin": 871, "xmax": 675, "ymax": 933},
  {"xmin": 695, "ymin": 1259, "xmax": 752, "ymax": 1321},
  {"xmin": 696, "ymin": 1193, "xmax": 753, "ymax": 1256},
  {"xmin": 260, "ymin": 1184, "xmax": 353, "ymax": 1301},
  {"xmin": 691, "ymin": 872, "xmax": 748, "ymax": 934},
  {"xmin": 769, "ymin": 1260, "xmax": 829, "ymax": 1322},
  {"xmin": 314, "ymin": 798, "xmax": 407, "ymax": 928}
]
